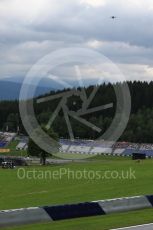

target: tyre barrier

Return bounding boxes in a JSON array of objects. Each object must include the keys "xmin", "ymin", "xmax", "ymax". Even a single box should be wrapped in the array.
[{"xmin": 1, "ymin": 195, "xmax": 153, "ymax": 228}]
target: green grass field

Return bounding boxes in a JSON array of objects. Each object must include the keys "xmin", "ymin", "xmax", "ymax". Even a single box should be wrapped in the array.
[
  {"xmin": 7, "ymin": 140, "xmax": 27, "ymax": 156},
  {"xmin": 0, "ymin": 140, "xmax": 27, "ymax": 157},
  {"xmin": 1, "ymin": 156, "xmax": 153, "ymax": 230}
]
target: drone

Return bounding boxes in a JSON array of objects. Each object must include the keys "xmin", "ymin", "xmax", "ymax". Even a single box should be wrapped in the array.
[{"xmin": 111, "ymin": 16, "xmax": 117, "ymax": 19}]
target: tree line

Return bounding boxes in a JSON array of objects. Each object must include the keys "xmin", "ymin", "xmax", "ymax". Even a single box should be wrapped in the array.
[{"xmin": 1, "ymin": 81, "xmax": 153, "ymax": 143}]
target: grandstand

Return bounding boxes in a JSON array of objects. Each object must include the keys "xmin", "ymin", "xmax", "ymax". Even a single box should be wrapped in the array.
[
  {"xmin": 16, "ymin": 138, "xmax": 28, "ymax": 150},
  {"xmin": 0, "ymin": 132, "xmax": 16, "ymax": 148},
  {"xmin": 59, "ymin": 139, "xmax": 153, "ymax": 157}
]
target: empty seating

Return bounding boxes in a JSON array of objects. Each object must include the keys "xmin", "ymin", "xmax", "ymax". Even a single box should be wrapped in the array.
[
  {"xmin": 59, "ymin": 139, "xmax": 153, "ymax": 157},
  {"xmin": 0, "ymin": 132, "xmax": 16, "ymax": 148}
]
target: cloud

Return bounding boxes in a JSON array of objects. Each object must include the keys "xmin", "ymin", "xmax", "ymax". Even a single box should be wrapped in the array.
[
  {"xmin": 119, "ymin": 63, "xmax": 153, "ymax": 82},
  {"xmin": 0, "ymin": 0, "xmax": 153, "ymax": 83},
  {"xmin": 80, "ymin": 0, "xmax": 106, "ymax": 7}
]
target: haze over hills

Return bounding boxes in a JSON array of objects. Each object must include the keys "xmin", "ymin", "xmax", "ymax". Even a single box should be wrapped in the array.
[
  {"xmin": 0, "ymin": 79, "xmax": 52, "ymax": 100},
  {"xmin": 0, "ymin": 76, "xmax": 97, "ymax": 100},
  {"xmin": 0, "ymin": 75, "xmax": 71, "ymax": 100}
]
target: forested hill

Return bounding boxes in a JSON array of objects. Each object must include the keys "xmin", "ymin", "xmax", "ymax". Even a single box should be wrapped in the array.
[{"xmin": 1, "ymin": 81, "xmax": 153, "ymax": 143}]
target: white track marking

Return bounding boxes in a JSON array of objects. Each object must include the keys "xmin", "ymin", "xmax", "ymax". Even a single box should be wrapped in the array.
[
  {"xmin": 111, "ymin": 223, "xmax": 153, "ymax": 230},
  {"xmin": 10, "ymin": 191, "xmax": 48, "ymax": 197}
]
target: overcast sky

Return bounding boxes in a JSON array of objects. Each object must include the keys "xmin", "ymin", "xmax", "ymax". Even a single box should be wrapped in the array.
[{"xmin": 0, "ymin": 0, "xmax": 153, "ymax": 84}]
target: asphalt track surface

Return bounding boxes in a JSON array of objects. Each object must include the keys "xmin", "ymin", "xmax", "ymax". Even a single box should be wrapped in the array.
[{"xmin": 112, "ymin": 223, "xmax": 153, "ymax": 230}]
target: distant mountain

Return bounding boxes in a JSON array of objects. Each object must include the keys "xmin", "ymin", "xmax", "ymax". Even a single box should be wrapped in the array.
[
  {"xmin": 0, "ymin": 75, "xmax": 98, "ymax": 100},
  {"xmin": 1, "ymin": 76, "xmax": 70, "ymax": 90},
  {"xmin": 0, "ymin": 80, "xmax": 52, "ymax": 100}
]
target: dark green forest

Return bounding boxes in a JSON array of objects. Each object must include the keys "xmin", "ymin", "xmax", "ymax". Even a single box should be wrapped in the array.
[{"xmin": 1, "ymin": 81, "xmax": 153, "ymax": 143}]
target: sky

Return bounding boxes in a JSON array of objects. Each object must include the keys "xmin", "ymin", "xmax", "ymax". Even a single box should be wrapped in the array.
[{"xmin": 0, "ymin": 0, "xmax": 153, "ymax": 84}]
